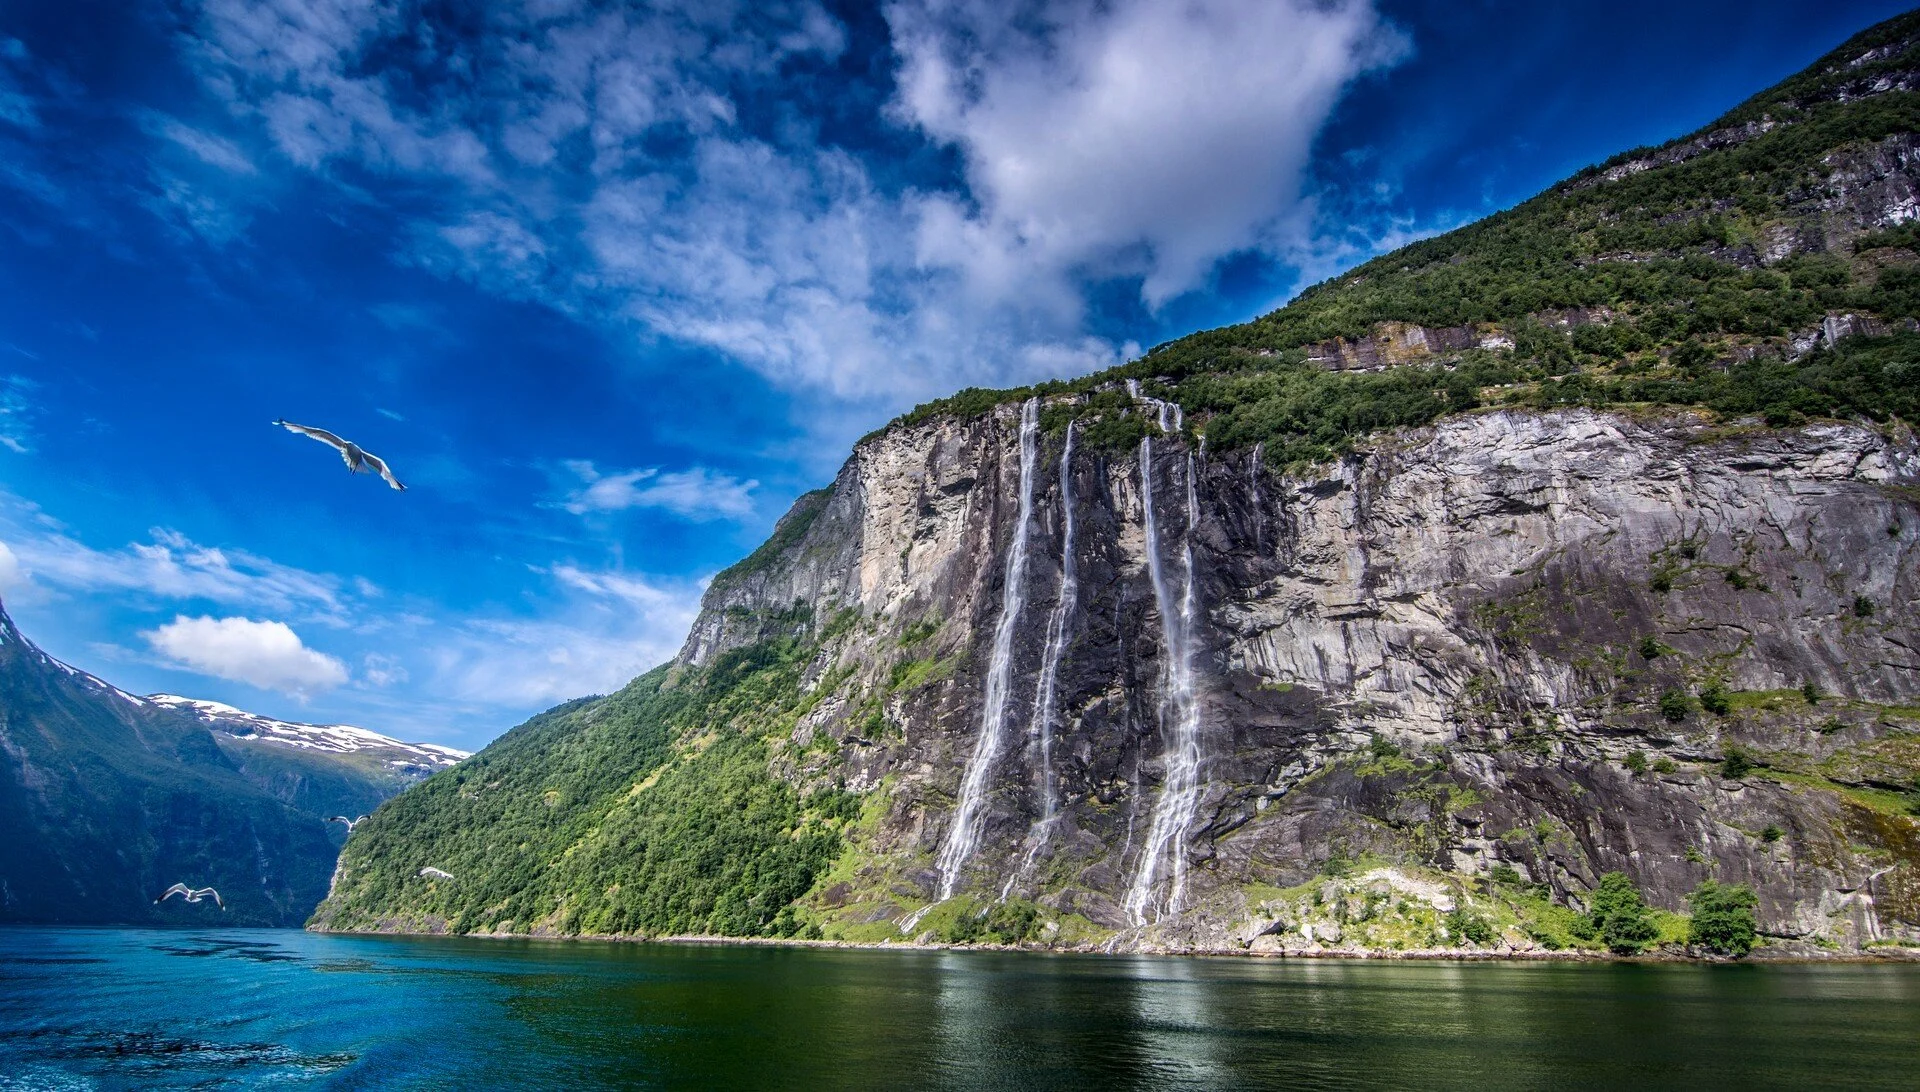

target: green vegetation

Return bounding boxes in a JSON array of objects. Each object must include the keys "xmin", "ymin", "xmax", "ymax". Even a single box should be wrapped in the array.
[
  {"xmin": 1445, "ymin": 908, "xmax": 1497, "ymax": 946},
  {"xmin": 1659, "ymin": 688, "xmax": 1694, "ymax": 723},
  {"xmin": 872, "ymin": 14, "xmax": 1920, "ymax": 468},
  {"xmin": 317, "ymin": 630, "xmax": 859, "ymax": 939},
  {"xmin": 708, "ymin": 489, "xmax": 831, "ymax": 594},
  {"xmin": 1699, "ymin": 683, "xmax": 1733, "ymax": 716},
  {"xmin": 1722, "ymin": 748, "xmax": 1756, "ymax": 779},
  {"xmin": 1572, "ymin": 872, "xmax": 1662, "ymax": 954},
  {"xmin": 0, "ymin": 603, "xmax": 405, "ymax": 927},
  {"xmin": 1687, "ymin": 881, "xmax": 1760, "ymax": 956},
  {"xmin": 1623, "ymin": 750, "xmax": 1650, "ymax": 775}
]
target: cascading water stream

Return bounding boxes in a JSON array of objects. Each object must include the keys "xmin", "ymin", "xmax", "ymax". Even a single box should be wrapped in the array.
[
  {"xmin": 1122, "ymin": 395, "xmax": 1206, "ymax": 927},
  {"xmin": 1004, "ymin": 422, "xmax": 1079, "ymax": 898},
  {"xmin": 935, "ymin": 397, "xmax": 1041, "ymax": 900},
  {"xmin": 1249, "ymin": 443, "xmax": 1266, "ymax": 551},
  {"xmin": 1031, "ymin": 420, "xmax": 1078, "ymax": 827}
]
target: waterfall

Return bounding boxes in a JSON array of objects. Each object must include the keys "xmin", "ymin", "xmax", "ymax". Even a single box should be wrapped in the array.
[
  {"xmin": 1030, "ymin": 420, "xmax": 1077, "ymax": 827},
  {"xmin": 936, "ymin": 397, "xmax": 1041, "ymax": 900},
  {"xmin": 1249, "ymin": 443, "xmax": 1265, "ymax": 551},
  {"xmin": 1003, "ymin": 422, "xmax": 1079, "ymax": 900},
  {"xmin": 1122, "ymin": 431, "xmax": 1207, "ymax": 926}
]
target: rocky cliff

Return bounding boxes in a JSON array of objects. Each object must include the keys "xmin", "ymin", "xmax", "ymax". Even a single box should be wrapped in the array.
[
  {"xmin": 312, "ymin": 10, "xmax": 1920, "ymax": 954},
  {"xmin": 661, "ymin": 401, "xmax": 1920, "ymax": 951}
]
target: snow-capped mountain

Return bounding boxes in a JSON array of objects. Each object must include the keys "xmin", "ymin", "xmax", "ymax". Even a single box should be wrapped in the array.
[{"xmin": 147, "ymin": 695, "xmax": 468, "ymax": 775}]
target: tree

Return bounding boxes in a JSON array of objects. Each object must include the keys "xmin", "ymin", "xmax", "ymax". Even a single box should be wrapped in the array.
[
  {"xmin": 1688, "ymin": 881, "xmax": 1759, "ymax": 956},
  {"xmin": 1721, "ymin": 747, "xmax": 1754, "ymax": 779},
  {"xmin": 1699, "ymin": 683, "xmax": 1732, "ymax": 715},
  {"xmin": 1659, "ymin": 688, "xmax": 1692, "ymax": 722},
  {"xmin": 1586, "ymin": 871, "xmax": 1660, "ymax": 954}
]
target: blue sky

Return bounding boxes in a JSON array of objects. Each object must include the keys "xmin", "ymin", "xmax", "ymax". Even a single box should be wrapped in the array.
[{"xmin": 0, "ymin": 0, "xmax": 1907, "ymax": 749}]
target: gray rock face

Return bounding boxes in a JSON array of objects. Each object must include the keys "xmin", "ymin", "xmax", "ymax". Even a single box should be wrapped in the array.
[{"xmin": 680, "ymin": 404, "xmax": 1920, "ymax": 949}]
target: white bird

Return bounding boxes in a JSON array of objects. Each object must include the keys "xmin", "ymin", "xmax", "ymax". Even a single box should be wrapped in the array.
[
  {"xmin": 418, "ymin": 867, "xmax": 455, "ymax": 881},
  {"xmin": 156, "ymin": 883, "xmax": 224, "ymax": 909},
  {"xmin": 327, "ymin": 815, "xmax": 370, "ymax": 831},
  {"xmin": 273, "ymin": 420, "xmax": 407, "ymax": 491}
]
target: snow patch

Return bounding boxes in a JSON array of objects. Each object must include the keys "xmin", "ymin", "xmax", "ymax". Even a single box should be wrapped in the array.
[{"xmin": 146, "ymin": 694, "xmax": 468, "ymax": 766}]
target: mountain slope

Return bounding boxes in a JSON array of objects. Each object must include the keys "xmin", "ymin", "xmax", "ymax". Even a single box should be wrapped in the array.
[
  {"xmin": 147, "ymin": 695, "xmax": 465, "ymax": 821},
  {"xmin": 0, "ymin": 602, "xmax": 460, "ymax": 925},
  {"xmin": 315, "ymin": 11, "xmax": 1920, "ymax": 953}
]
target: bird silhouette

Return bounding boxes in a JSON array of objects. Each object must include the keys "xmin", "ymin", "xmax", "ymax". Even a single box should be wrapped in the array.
[
  {"xmin": 327, "ymin": 815, "xmax": 370, "ymax": 831},
  {"xmin": 418, "ymin": 867, "xmax": 455, "ymax": 881},
  {"xmin": 273, "ymin": 420, "xmax": 406, "ymax": 491},
  {"xmin": 156, "ymin": 883, "xmax": 224, "ymax": 909}
]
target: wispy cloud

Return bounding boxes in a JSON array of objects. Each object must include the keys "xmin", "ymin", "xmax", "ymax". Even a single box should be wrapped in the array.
[
  {"xmin": 0, "ymin": 38, "xmax": 39, "ymax": 131},
  {"xmin": 142, "ymin": 113, "xmax": 257, "ymax": 175},
  {"xmin": 169, "ymin": 0, "xmax": 1406, "ymax": 406},
  {"xmin": 560, "ymin": 460, "xmax": 757, "ymax": 522},
  {"xmin": 428, "ymin": 564, "xmax": 705, "ymax": 707},
  {"xmin": 0, "ymin": 374, "xmax": 35, "ymax": 453},
  {"xmin": 2, "ymin": 523, "xmax": 347, "ymax": 619},
  {"xmin": 144, "ymin": 614, "xmax": 349, "ymax": 697}
]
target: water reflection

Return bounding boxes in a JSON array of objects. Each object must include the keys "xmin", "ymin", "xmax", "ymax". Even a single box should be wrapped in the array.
[{"xmin": 2, "ymin": 928, "xmax": 1918, "ymax": 1090}]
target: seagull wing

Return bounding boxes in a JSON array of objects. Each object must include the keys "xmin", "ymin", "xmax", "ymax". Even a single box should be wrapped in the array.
[
  {"xmin": 362, "ymin": 449, "xmax": 407, "ymax": 492},
  {"xmin": 327, "ymin": 816, "xmax": 349, "ymax": 824},
  {"xmin": 275, "ymin": 420, "xmax": 351, "ymax": 452},
  {"xmin": 158, "ymin": 883, "xmax": 190, "ymax": 902},
  {"xmin": 201, "ymin": 888, "xmax": 223, "ymax": 908}
]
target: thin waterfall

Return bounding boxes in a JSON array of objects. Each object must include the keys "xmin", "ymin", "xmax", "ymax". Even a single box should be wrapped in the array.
[
  {"xmin": 936, "ymin": 397, "xmax": 1041, "ymax": 900},
  {"xmin": 1031, "ymin": 420, "xmax": 1078, "ymax": 827},
  {"xmin": 1165, "ymin": 452, "xmax": 1207, "ymax": 913},
  {"xmin": 1004, "ymin": 421, "xmax": 1079, "ymax": 899},
  {"xmin": 1249, "ymin": 443, "xmax": 1265, "ymax": 551},
  {"xmin": 1122, "ymin": 402, "xmax": 1206, "ymax": 926}
]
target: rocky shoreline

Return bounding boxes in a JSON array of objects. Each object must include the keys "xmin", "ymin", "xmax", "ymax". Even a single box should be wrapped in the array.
[{"xmin": 311, "ymin": 922, "xmax": 1920, "ymax": 964}]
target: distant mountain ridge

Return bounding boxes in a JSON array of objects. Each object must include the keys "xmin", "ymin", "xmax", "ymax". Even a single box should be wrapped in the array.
[
  {"xmin": 0, "ymin": 601, "xmax": 461, "ymax": 925},
  {"xmin": 147, "ymin": 694, "xmax": 467, "ymax": 775}
]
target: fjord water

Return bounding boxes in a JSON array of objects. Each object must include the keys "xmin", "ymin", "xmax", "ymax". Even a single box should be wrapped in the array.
[
  {"xmin": 3, "ymin": 928, "xmax": 1920, "ymax": 1090},
  {"xmin": 4, "ymin": 928, "xmax": 1918, "ymax": 1090}
]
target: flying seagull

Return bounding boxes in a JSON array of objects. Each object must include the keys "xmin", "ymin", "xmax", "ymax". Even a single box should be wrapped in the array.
[
  {"xmin": 156, "ymin": 883, "xmax": 224, "ymax": 909},
  {"xmin": 419, "ymin": 867, "xmax": 455, "ymax": 881},
  {"xmin": 327, "ymin": 815, "xmax": 370, "ymax": 831},
  {"xmin": 273, "ymin": 420, "xmax": 407, "ymax": 491}
]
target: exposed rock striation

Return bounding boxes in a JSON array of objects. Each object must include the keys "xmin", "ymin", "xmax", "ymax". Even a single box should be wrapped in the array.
[{"xmin": 678, "ymin": 402, "xmax": 1919, "ymax": 950}]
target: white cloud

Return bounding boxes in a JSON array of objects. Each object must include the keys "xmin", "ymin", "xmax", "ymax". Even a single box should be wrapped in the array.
[
  {"xmin": 429, "ymin": 564, "xmax": 705, "ymax": 706},
  {"xmin": 561, "ymin": 460, "xmax": 757, "ymax": 521},
  {"xmin": 361, "ymin": 651, "xmax": 407, "ymax": 686},
  {"xmin": 0, "ymin": 538, "xmax": 20, "ymax": 592},
  {"xmin": 171, "ymin": 0, "xmax": 1402, "ymax": 407},
  {"xmin": 890, "ymin": 0, "xmax": 1405, "ymax": 305},
  {"xmin": 144, "ymin": 114, "xmax": 257, "ymax": 174},
  {"xmin": 0, "ymin": 374, "xmax": 33, "ymax": 453},
  {"xmin": 144, "ymin": 614, "xmax": 349, "ymax": 697},
  {"xmin": 1, "ymin": 524, "xmax": 346, "ymax": 618}
]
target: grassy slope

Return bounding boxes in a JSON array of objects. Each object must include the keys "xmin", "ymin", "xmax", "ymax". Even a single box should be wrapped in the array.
[{"xmin": 315, "ymin": 11, "xmax": 1920, "ymax": 940}]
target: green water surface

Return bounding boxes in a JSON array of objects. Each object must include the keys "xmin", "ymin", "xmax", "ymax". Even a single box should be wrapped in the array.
[{"xmin": 1, "ymin": 927, "xmax": 1915, "ymax": 1089}]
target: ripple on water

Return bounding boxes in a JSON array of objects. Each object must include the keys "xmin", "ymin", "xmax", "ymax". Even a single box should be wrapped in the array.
[{"xmin": 3, "ymin": 928, "xmax": 1919, "ymax": 1090}]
